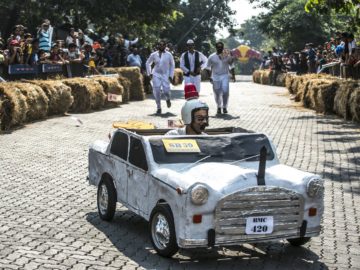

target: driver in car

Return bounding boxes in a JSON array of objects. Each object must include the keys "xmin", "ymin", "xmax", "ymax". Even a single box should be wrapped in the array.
[{"xmin": 166, "ymin": 99, "xmax": 209, "ymax": 135}]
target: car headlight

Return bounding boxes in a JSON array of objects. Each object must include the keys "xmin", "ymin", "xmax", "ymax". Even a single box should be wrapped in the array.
[
  {"xmin": 307, "ymin": 178, "xmax": 324, "ymax": 198},
  {"xmin": 191, "ymin": 184, "xmax": 209, "ymax": 205}
]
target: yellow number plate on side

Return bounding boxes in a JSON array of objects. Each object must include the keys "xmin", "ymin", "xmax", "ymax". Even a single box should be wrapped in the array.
[{"xmin": 162, "ymin": 139, "xmax": 201, "ymax": 153}]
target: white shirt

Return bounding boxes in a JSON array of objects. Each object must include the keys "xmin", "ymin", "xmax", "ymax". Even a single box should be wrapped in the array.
[
  {"xmin": 349, "ymin": 40, "xmax": 356, "ymax": 55},
  {"xmin": 146, "ymin": 51, "xmax": 175, "ymax": 79},
  {"xmin": 180, "ymin": 51, "xmax": 208, "ymax": 75},
  {"xmin": 124, "ymin": 38, "xmax": 139, "ymax": 49},
  {"xmin": 206, "ymin": 53, "xmax": 235, "ymax": 80}
]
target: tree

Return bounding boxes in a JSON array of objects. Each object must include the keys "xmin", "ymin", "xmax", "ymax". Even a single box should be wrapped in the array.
[
  {"xmin": 250, "ymin": 0, "xmax": 346, "ymax": 51},
  {"xmin": 161, "ymin": 0, "xmax": 237, "ymax": 52},
  {"xmin": 0, "ymin": 0, "xmax": 180, "ymax": 46}
]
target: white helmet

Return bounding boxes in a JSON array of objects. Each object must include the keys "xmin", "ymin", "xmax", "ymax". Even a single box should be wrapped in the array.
[{"xmin": 181, "ymin": 99, "xmax": 209, "ymax": 125}]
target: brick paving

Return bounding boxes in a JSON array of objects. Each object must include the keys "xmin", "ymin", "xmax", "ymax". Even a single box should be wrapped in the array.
[{"xmin": 0, "ymin": 77, "xmax": 359, "ymax": 270}]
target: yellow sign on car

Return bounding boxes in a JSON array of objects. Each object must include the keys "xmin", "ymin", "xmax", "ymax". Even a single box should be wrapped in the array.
[{"xmin": 162, "ymin": 139, "xmax": 201, "ymax": 153}]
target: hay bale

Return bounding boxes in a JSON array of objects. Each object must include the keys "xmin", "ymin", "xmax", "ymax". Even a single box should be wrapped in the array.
[
  {"xmin": 305, "ymin": 79, "xmax": 340, "ymax": 114},
  {"xmin": 0, "ymin": 83, "xmax": 28, "ymax": 129},
  {"xmin": 275, "ymin": 73, "xmax": 286, "ymax": 87},
  {"xmin": 9, "ymin": 82, "xmax": 49, "ymax": 122},
  {"xmin": 105, "ymin": 67, "xmax": 145, "ymax": 101},
  {"xmin": 173, "ymin": 68, "xmax": 184, "ymax": 85},
  {"xmin": 348, "ymin": 85, "xmax": 360, "ymax": 122},
  {"xmin": 295, "ymin": 78, "xmax": 310, "ymax": 103},
  {"xmin": 62, "ymin": 78, "xmax": 106, "ymax": 112},
  {"xmin": 333, "ymin": 80, "xmax": 358, "ymax": 120},
  {"xmin": 25, "ymin": 80, "xmax": 73, "ymax": 115},
  {"xmin": 260, "ymin": 70, "xmax": 272, "ymax": 85},
  {"xmin": 252, "ymin": 70, "xmax": 261, "ymax": 84},
  {"xmin": 285, "ymin": 73, "xmax": 299, "ymax": 94},
  {"xmin": 117, "ymin": 76, "xmax": 131, "ymax": 103},
  {"xmin": 93, "ymin": 76, "xmax": 124, "ymax": 107}
]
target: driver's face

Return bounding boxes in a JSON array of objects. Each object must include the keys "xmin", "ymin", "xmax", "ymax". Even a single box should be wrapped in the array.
[{"xmin": 191, "ymin": 109, "xmax": 209, "ymax": 134}]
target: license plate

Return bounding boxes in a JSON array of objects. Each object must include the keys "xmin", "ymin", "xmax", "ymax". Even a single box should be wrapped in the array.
[{"xmin": 245, "ymin": 216, "xmax": 274, "ymax": 234}]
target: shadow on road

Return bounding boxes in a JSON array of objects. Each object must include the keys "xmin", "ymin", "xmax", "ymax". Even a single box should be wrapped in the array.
[{"xmin": 86, "ymin": 210, "xmax": 327, "ymax": 269}]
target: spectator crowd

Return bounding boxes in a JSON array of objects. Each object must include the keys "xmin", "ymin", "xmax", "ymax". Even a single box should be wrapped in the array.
[
  {"xmin": 260, "ymin": 31, "xmax": 359, "ymax": 82},
  {"xmin": 0, "ymin": 19, "xmax": 158, "ymax": 76}
]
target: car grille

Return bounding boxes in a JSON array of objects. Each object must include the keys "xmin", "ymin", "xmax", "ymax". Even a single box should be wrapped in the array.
[{"xmin": 215, "ymin": 186, "xmax": 304, "ymax": 244}]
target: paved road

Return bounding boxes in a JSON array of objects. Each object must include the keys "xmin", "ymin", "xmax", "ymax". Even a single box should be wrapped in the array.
[{"xmin": 0, "ymin": 77, "xmax": 359, "ymax": 270}]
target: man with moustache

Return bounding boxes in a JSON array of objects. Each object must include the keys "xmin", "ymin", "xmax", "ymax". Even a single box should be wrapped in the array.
[
  {"xmin": 180, "ymin": 39, "xmax": 208, "ymax": 93},
  {"xmin": 166, "ymin": 98, "xmax": 209, "ymax": 135},
  {"xmin": 206, "ymin": 41, "xmax": 236, "ymax": 114},
  {"xmin": 146, "ymin": 40, "xmax": 175, "ymax": 114}
]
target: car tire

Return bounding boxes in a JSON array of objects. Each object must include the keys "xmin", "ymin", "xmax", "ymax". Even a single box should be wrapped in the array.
[
  {"xmin": 287, "ymin": 237, "xmax": 311, "ymax": 246},
  {"xmin": 97, "ymin": 177, "xmax": 117, "ymax": 221},
  {"xmin": 149, "ymin": 204, "xmax": 179, "ymax": 257}
]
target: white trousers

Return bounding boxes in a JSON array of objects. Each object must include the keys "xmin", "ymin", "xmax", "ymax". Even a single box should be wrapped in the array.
[
  {"xmin": 152, "ymin": 76, "xmax": 171, "ymax": 109},
  {"xmin": 212, "ymin": 76, "xmax": 230, "ymax": 109},
  {"xmin": 184, "ymin": 75, "xmax": 201, "ymax": 93}
]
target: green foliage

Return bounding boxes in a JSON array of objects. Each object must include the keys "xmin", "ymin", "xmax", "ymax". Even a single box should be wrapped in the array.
[
  {"xmin": 161, "ymin": 0, "xmax": 237, "ymax": 51},
  {"xmin": 0, "ymin": 0, "xmax": 180, "ymax": 46},
  {"xmin": 252, "ymin": 0, "xmax": 350, "ymax": 51}
]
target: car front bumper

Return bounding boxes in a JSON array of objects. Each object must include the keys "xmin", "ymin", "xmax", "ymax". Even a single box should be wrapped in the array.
[{"xmin": 178, "ymin": 225, "xmax": 321, "ymax": 248}]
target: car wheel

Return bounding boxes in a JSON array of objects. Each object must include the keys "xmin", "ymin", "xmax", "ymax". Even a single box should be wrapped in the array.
[
  {"xmin": 149, "ymin": 204, "xmax": 179, "ymax": 257},
  {"xmin": 97, "ymin": 177, "xmax": 116, "ymax": 221},
  {"xmin": 287, "ymin": 237, "xmax": 311, "ymax": 246}
]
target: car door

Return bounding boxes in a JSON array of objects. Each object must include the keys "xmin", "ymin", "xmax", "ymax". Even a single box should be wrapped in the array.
[
  {"xmin": 109, "ymin": 131, "xmax": 129, "ymax": 203},
  {"xmin": 127, "ymin": 136, "xmax": 149, "ymax": 215}
]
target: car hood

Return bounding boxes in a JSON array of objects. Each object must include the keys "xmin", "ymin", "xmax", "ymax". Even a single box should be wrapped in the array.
[{"xmin": 152, "ymin": 163, "xmax": 315, "ymax": 194}]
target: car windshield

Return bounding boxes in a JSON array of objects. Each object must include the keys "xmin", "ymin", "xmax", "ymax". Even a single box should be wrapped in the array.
[{"xmin": 149, "ymin": 134, "xmax": 275, "ymax": 164}]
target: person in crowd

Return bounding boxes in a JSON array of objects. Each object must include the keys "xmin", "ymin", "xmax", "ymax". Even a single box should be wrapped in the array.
[
  {"xmin": 82, "ymin": 43, "xmax": 94, "ymax": 64},
  {"xmin": 316, "ymin": 51, "xmax": 327, "ymax": 73},
  {"xmin": 306, "ymin": 43, "xmax": 317, "ymax": 73},
  {"xmin": 127, "ymin": 45, "xmax": 142, "ymax": 68},
  {"xmin": 166, "ymin": 98, "xmax": 209, "ymax": 135},
  {"xmin": 28, "ymin": 38, "xmax": 40, "ymax": 65},
  {"xmin": 38, "ymin": 49, "xmax": 51, "ymax": 64},
  {"xmin": 49, "ymin": 44, "xmax": 66, "ymax": 64},
  {"xmin": 65, "ymin": 43, "xmax": 83, "ymax": 63},
  {"xmin": 116, "ymin": 33, "xmax": 139, "ymax": 49},
  {"xmin": 146, "ymin": 40, "xmax": 175, "ymax": 114},
  {"xmin": 205, "ymin": 41, "xmax": 236, "ymax": 114},
  {"xmin": 180, "ymin": 39, "xmax": 208, "ymax": 94},
  {"xmin": 38, "ymin": 20, "xmax": 52, "ymax": 52},
  {"xmin": 4, "ymin": 39, "xmax": 24, "ymax": 65},
  {"xmin": 94, "ymin": 48, "xmax": 107, "ymax": 73},
  {"xmin": 348, "ymin": 33, "xmax": 356, "ymax": 56},
  {"xmin": 66, "ymin": 28, "xmax": 79, "ymax": 47}
]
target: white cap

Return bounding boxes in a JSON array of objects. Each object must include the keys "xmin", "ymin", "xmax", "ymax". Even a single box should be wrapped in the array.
[{"xmin": 186, "ymin": 39, "xmax": 195, "ymax": 45}]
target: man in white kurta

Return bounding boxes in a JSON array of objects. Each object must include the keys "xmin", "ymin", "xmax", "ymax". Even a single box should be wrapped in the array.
[
  {"xmin": 206, "ymin": 41, "xmax": 236, "ymax": 114},
  {"xmin": 180, "ymin": 39, "xmax": 208, "ymax": 93},
  {"xmin": 146, "ymin": 40, "xmax": 175, "ymax": 114}
]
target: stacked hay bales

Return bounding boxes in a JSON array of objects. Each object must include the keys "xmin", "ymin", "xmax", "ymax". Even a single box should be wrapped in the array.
[
  {"xmin": 105, "ymin": 67, "xmax": 145, "ymax": 101},
  {"xmin": 304, "ymin": 78, "xmax": 340, "ymax": 114},
  {"xmin": 275, "ymin": 73, "xmax": 286, "ymax": 87},
  {"xmin": 349, "ymin": 84, "xmax": 360, "ymax": 122},
  {"xmin": 260, "ymin": 70, "xmax": 272, "ymax": 85},
  {"xmin": 117, "ymin": 76, "xmax": 131, "ymax": 103},
  {"xmin": 252, "ymin": 70, "xmax": 262, "ymax": 84},
  {"xmin": 10, "ymin": 82, "xmax": 49, "ymax": 122},
  {"xmin": 334, "ymin": 80, "xmax": 359, "ymax": 120},
  {"xmin": 62, "ymin": 78, "xmax": 106, "ymax": 112},
  {"xmin": 25, "ymin": 80, "xmax": 73, "ymax": 115},
  {"xmin": 0, "ymin": 83, "xmax": 28, "ymax": 129},
  {"xmin": 173, "ymin": 68, "xmax": 184, "ymax": 85},
  {"xmin": 93, "ymin": 77, "xmax": 123, "ymax": 107}
]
